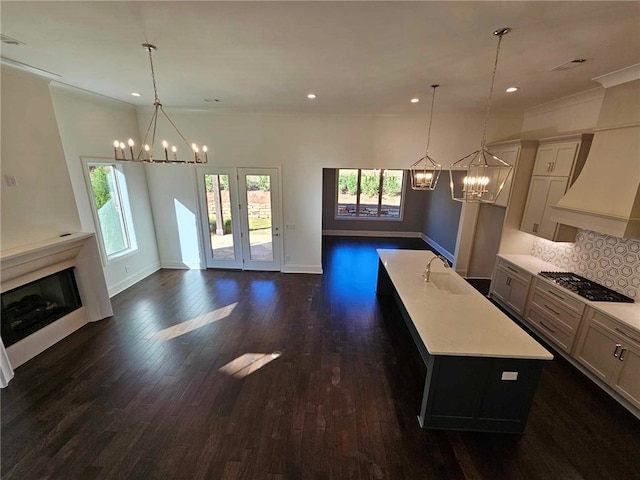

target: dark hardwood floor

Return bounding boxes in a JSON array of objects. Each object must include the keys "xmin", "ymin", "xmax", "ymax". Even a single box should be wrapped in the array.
[{"xmin": 2, "ymin": 236, "xmax": 639, "ymax": 479}]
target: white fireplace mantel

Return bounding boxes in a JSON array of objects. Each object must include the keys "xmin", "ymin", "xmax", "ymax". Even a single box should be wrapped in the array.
[{"xmin": 0, "ymin": 232, "xmax": 112, "ymax": 385}]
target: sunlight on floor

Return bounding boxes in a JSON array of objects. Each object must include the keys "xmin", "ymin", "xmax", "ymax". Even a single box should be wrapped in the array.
[
  {"xmin": 150, "ymin": 302, "xmax": 238, "ymax": 341},
  {"xmin": 218, "ymin": 352, "xmax": 282, "ymax": 378}
]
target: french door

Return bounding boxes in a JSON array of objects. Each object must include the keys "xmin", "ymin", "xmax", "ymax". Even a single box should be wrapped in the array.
[{"xmin": 198, "ymin": 167, "xmax": 282, "ymax": 271}]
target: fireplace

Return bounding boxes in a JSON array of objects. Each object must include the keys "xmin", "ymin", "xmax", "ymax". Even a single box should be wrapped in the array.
[
  {"xmin": 0, "ymin": 232, "xmax": 113, "ymax": 385},
  {"xmin": 1, "ymin": 268, "xmax": 82, "ymax": 347}
]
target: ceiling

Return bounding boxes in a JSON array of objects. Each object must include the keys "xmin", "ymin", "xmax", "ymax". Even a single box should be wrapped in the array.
[{"xmin": 2, "ymin": 1, "xmax": 639, "ymax": 115}]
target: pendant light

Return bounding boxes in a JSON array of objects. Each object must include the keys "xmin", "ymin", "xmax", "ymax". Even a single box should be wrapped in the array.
[
  {"xmin": 448, "ymin": 28, "xmax": 512, "ymax": 203},
  {"xmin": 112, "ymin": 44, "xmax": 208, "ymax": 164},
  {"xmin": 410, "ymin": 84, "xmax": 442, "ymax": 191}
]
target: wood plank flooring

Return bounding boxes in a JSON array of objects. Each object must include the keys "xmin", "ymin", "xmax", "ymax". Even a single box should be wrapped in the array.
[{"xmin": 2, "ymin": 236, "xmax": 639, "ymax": 479}]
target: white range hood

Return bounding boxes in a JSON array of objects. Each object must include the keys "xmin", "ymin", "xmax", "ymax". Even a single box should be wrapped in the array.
[{"xmin": 551, "ymin": 65, "xmax": 640, "ymax": 238}]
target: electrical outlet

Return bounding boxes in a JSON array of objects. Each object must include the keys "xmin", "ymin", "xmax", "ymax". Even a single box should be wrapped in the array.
[
  {"xmin": 285, "ymin": 255, "xmax": 291, "ymax": 263},
  {"xmin": 125, "ymin": 265, "xmax": 130, "ymax": 273},
  {"xmin": 285, "ymin": 224, "xmax": 296, "ymax": 229}
]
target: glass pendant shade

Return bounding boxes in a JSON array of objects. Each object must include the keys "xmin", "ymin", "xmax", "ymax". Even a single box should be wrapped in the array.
[
  {"xmin": 448, "ymin": 148, "xmax": 512, "ymax": 203},
  {"xmin": 410, "ymin": 156, "xmax": 441, "ymax": 190}
]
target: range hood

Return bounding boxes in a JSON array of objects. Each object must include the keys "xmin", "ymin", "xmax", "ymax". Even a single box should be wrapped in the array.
[{"xmin": 551, "ymin": 65, "xmax": 640, "ymax": 238}]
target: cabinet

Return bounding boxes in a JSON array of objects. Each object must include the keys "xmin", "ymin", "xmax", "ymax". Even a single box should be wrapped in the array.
[
  {"xmin": 521, "ymin": 134, "xmax": 593, "ymax": 242},
  {"xmin": 489, "ymin": 258, "xmax": 532, "ymax": 316},
  {"xmin": 524, "ymin": 278, "xmax": 586, "ymax": 354},
  {"xmin": 574, "ymin": 309, "xmax": 640, "ymax": 409}
]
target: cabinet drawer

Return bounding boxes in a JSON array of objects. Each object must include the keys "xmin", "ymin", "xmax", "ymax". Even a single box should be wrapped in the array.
[
  {"xmin": 533, "ymin": 280, "xmax": 585, "ymax": 315},
  {"xmin": 496, "ymin": 259, "xmax": 530, "ymax": 283},
  {"xmin": 527, "ymin": 306, "xmax": 575, "ymax": 353},
  {"xmin": 591, "ymin": 310, "xmax": 640, "ymax": 349},
  {"xmin": 529, "ymin": 291, "xmax": 583, "ymax": 332}
]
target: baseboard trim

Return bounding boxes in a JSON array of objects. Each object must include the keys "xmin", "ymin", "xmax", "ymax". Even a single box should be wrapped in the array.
[
  {"xmin": 160, "ymin": 261, "xmax": 198, "ymax": 270},
  {"xmin": 109, "ymin": 263, "xmax": 161, "ymax": 298},
  {"xmin": 322, "ymin": 230, "xmax": 422, "ymax": 238},
  {"xmin": 419, "ymin": 234, "xmax": 454, "ymax": 263},
  {"xmin": 282, "ymin": 264, "xmax": 323, "ymax": 274}
]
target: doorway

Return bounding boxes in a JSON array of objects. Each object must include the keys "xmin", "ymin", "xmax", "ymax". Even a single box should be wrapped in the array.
[{"xmin": 198, "ymin": 167, "xmax": 282, "ymax": 271}]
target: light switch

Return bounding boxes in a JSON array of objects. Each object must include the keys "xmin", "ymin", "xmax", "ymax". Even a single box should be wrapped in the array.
[{"xmin": 501, "ymin": 371, "xmax": 518, "ymax": 381}]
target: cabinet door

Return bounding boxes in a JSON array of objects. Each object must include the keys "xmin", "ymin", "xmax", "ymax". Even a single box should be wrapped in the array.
[
  {"xmin": 574, "ymin": 319, "xmax": 621, "ymax": 383},
  {"xmin": 549, "ymin": 142, "xmax": 579, "ymax": 176},
  {"xmin": 538, "ymin": 177, "xmax": 570, "ymax": 240},
  {"xmin": 521, "ymin": 176, "xmax": 548, "ymax": 235},
  {"xmin": 492, "ymin": 268, "xmax": 511, "ymax": 304},
  {"xmin": 507, "ymin": 276, "xmax": 529, "ymax": 316},
  {"xmin": 493, "ymin": 147, "xmax": 519, "ymax": 208},
  {"xmin": 532, "ymin": 146, "xmax": 557, "ymax": 176},
  {"xmin": 611, "ymin": 343, "xmax": 640, "ymax": 409}
]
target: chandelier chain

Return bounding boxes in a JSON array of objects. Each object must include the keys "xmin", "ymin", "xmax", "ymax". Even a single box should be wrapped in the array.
[
  {"xmin": 147, "ymin": 47, "xmax": 160, "ymax": 104},
  {"xmin": 425, "ymin": 85, "xmax": 438, "ymax": 157},
  {"xmin": 480, "ymin": 31, "xmax": 505, "ymax": 150}
]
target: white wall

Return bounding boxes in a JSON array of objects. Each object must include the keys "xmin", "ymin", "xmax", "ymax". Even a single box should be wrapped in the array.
[
  {"xmin": 138, "ymin": 108, "xmax": 523, "ymax": 272},
  {"xmin": 0, "ymin": 67, "xmax": 81, "ymax": 250},
  {"xmin": 49, "ymin": 86, "xmax": 161, "ymax": 296}
]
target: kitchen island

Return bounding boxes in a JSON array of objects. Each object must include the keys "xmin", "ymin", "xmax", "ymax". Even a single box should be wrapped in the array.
[{"xmin": 377, "ymin": 249, "xmax": 553, "ymax": 433}]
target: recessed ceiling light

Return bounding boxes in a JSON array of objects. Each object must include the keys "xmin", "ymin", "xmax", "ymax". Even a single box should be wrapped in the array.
[
  {"xmin": 131, "ymin": 92, "xmax": 141, "ymax": 97},
  {"xmin": 307, "ymin": 93, "xmax": 317, "ymax": 99},
  {"xmin": 506, "ymin": 87, "xmax": 519, "ymax": 93},
  {"xmin": 410, "ymin": 98, "xmax": 420, "ymax": 103}
]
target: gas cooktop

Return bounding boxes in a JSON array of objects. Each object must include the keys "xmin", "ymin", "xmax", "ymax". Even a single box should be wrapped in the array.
[{"xmin": 538, "ymin": 272, "xmax": 634, "ymax": 303}]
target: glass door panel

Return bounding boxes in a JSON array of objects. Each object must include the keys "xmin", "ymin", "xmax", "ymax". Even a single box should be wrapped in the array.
[
  {"xmin": 198, "ymin": 168, "xmax": 242, "ymax": 269},
  {"xmin": 238, "ymin": 168, "xmax": 281, "ymax": 271}
]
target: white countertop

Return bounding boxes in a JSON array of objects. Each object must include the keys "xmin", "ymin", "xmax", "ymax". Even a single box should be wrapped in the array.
[
  {"xmin": 498, "ymin": 254, "xmax": 640, "ymax": 332},
  {"xmin": 378, "ymin": 249, "xmax": 553, "ymax": 360}
]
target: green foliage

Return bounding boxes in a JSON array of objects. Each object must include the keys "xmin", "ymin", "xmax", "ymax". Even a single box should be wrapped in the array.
[
  {"xmin": 205, "ymin": 174, "xmax": 229, "ymax": 193},
  {"xmin": 246, "ymin": 176, "xmax": 270, "ymax": 191},
  {"xmin": 209, "ymin": 216, "xmax": 232, "ymax": 235},
  {"xmin": 383, "ymin": 174, "xmax": 401, "ymax": 195},
  {"xmin": 90, "ymin": 166, "xmax": 112, "ymax": 210},
  {"xmin": 338, "ymin": 172, "xmax": 358, "ymax": 195},
  {"xmin": 360, "ymin": 172, "xmax": 380, "ymax": 197}
]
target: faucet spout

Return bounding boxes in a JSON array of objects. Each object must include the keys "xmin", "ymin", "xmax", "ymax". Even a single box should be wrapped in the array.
[{"xmin": 424, "ymin": 254, "xmax": 450, "ymax": 282}]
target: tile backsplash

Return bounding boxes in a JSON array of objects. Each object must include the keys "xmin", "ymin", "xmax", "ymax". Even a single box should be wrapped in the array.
[{"xmin": 532, "ymin": 230, "xmax": 640, "ymax": 300}]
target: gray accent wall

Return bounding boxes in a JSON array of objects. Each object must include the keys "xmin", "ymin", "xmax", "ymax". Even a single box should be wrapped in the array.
[
  {"xmin": 421, "ymin": 173, "xmax": 462, "ymax": 254},
  {"xmin": 322, "ymin": 169, "xmax": 426, "ymax": 233}
]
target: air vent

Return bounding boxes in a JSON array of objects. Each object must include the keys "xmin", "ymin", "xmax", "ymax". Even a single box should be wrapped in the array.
[
  {"xmin": 0, "ymin": 34, "xmax": 25, "ymax": 46},
  {"xmin": 550, "ymin": 59, "xmax": 587, "ymax": 71}
]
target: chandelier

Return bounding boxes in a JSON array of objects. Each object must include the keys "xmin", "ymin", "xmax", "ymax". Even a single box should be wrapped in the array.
[
  {"xmin": 448, "ymin": 28, "xmax": 512, "ymax": 203},
  {"xmin": 410, "ymin": 84, "xmax": 442, "ymax": 191},
  {"xmin": 112, "ymin": 44, "xmax": 208, "ymax": 164}
]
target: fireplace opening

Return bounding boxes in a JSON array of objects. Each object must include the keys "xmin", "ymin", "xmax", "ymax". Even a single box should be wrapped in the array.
[{"xmin": 1, "ymin": 268, "xmax": 82, "ymax": 347}]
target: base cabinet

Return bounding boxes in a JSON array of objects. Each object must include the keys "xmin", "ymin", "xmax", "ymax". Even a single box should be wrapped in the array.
[
  {"xmin": 490, "ymin": 259, "xmax": 532, "ymax": 316},
  {"xmin": 574, "ymin": 309, "xmax": 640, "ymax": 410}
]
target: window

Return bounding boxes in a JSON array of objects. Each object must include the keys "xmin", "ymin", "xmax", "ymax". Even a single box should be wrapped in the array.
[
  {"xmin": 85, "ymin": 162, "xmax": 137, "ymax": 262},
  {"xmin": 336, "ymin": 169, "xmax": 405, "ymax": 219}
]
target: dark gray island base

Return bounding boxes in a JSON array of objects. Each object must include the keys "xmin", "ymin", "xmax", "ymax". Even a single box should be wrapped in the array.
[{"xmin": 377, "ymin": 252, "xmax": 552, "ymax": 434}]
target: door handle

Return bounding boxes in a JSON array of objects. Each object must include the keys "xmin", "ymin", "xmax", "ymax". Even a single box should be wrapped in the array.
[{"xmin": 613, "ymin": 344, "xmax": 622, "ymax": 358}]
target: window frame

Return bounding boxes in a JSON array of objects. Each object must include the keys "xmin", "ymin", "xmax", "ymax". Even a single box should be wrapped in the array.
[
  {"xmin": 82, "ymin": 158, "xmax": 138, "ymax": 265},
  {"xmin": 335, "ymin": 168, "xmax": 406, "ymax": 221}
]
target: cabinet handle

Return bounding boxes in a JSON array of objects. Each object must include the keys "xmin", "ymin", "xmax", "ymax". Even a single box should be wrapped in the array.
[
  {"xmin": 547, "ymin": 162, "xmax": 552, "ymax": 172},
  {"xmin": 619, "ymin": 348, "xmax": 627, "ymax": 362},
  {"xmin": 539, "ymin": 321, "xmax": 556, "ymax": 333},
  {"xmin": 506, "ymin": 277, "xmax": 511, "ymax": 286},
  {"xmin": 614, "ymin": 328, "xmax": 640, "ymax": 343},
  {"xmin": 546, "ymin": 290, "xmax": 566, "ymax": 301},
  {"xmin": 506, "ymin": 266, "xmax": 519, "ymax": 274},
  {"xmin": 613, "ymin": 344, "xmax": 622, "ymax": 358},
  {"xmin": 543, "ymin": 304, "xmax": 561, "ymax": 316}
]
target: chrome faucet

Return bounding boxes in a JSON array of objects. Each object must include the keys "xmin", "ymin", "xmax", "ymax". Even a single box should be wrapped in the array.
[{"xmin": 424, "ymin": 255, "xmax": 450, "ymax": 282}]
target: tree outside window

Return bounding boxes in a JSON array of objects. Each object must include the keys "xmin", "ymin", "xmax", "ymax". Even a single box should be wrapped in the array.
[{"xmin": 336, "ymin": 169, "xmax": 404, "ymax": 219}]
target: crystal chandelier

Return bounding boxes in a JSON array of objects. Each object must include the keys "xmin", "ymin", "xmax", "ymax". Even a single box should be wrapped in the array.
[
  {"xmin": 448, "ymin": 28, "xmax": 512, "ymax": 203},
  {"xmin": 112, "ymin": 44, "xmax": 208, "ymax": 164},
  {"xmin": 410, "ymin": 84, "xmax": 442, "ymax": 191}
]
